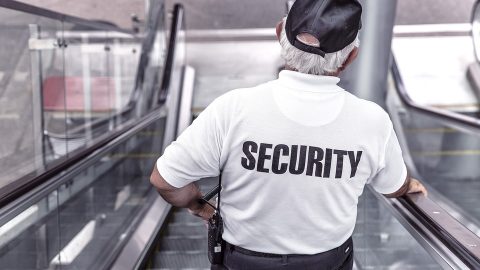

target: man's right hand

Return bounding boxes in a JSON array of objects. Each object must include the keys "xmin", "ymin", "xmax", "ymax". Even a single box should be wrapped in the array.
[
  {"xmin": 385, "ymin": 176, "xmax": 427, "ymax": 198},
  {"xmin": 406, "ymin": 178, "xmax": 427, "ymax": 196}
]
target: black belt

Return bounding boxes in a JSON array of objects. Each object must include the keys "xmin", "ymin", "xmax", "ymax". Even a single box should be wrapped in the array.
[{"xmin": 225, "ymin": 237, "xmax": 352, "ymax": 258}]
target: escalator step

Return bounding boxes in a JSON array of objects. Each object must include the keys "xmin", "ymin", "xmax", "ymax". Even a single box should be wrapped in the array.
[
  {"xmin": 354, "ymin": 248, "xmax": 439, "ymax": 269},
  {"xmin": 353, "ymin": 234, "xmax": 417, "ymax": 248},
  {"xmin": 166, "ymin": 223, "xmax": 207, "ymax": 236},
  {"xmin": 154, "ymin": 251, "xmax": 210, "ymax": 269},
  {"xmin": 159, "ymin": 235, "xmax": 207, "ymax": 251},
  {"xmin": 171, "ymin": 209, "xmax": 204, "ymax": 223},
  {"xmin": 149, "ymin": 268, "xmax": 209, "ymax": 270}
]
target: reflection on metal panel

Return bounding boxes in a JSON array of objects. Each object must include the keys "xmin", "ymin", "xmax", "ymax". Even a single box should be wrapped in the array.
[
  {"xmin": 177, "ymin": 65, "xmax": 195, "ymax": 135},
  {"xmin": 0, "ymin": 205, "xmax": 38, "ymax": 247},
  {"xmin": 51, "ymin": 220, "xmax": 96, "ymax": 265},
  {"xmin": 114, "ymin": 185, "xmax": 131, "ymax": 211}
]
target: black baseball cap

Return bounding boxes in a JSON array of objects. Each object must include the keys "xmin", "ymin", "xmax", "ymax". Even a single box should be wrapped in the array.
[{"xmin": 285, "ymin": 0, "xmax": 362, "ymax": 57}]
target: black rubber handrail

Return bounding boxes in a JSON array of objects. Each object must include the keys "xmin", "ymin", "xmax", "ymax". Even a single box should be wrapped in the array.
[
  {"xmin": 399, "ymin": 195, "xmax": 480, "ymax": 268},
  {"xmin": 157, "ymin": 4, "xmax": 184, "ymax": 104},
  {"xmin": 391, "ymin": 55, "xmax": 480, "ymax": 267},
  {"xmin": 45, "ymin": 105, "xmax": 133, "ymax": 140},
  {"xmin": 0, "ymin": 113, "xmax": 150, "ymax": 208},
  {"xmin": 0, "ymin": 4, "xmax": 178, "ymax": 209},
  {"xmin": 0, "ymin": 0, "xmax": 135, "ymax": 34},
  {"xmin": 128, "ymin": 0, "xmax": 165, "ymax": 106}
]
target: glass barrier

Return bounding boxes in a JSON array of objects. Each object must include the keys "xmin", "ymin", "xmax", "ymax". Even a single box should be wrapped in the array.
[
  {"xmin": 354, "ymin": 188, "xmax": 441, "ymax": 269},
  {"xmin": 0, "ymin": 116, "xmax": 166, "ymax": 268},
  {"xmin": 0, "ymin": 3, "xmax": 166, "ymax": 196},
  {"xmin": 0, "ymin": 10, "xmax": 66, "ymax": 190},
  {"xmin": 471, "ymin": 0, "xmax": 480, "ymax": 62}
]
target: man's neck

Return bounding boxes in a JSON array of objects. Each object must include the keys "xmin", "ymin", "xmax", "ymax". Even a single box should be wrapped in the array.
[{"xmin": 283, "ymin": 65, "xmax": 340, "ymax": 77}]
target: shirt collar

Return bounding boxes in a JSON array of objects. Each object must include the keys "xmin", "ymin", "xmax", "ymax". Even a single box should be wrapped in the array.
[{"xmin": 277, "ymin": 70, "xmax": 341, "ymax": 92}]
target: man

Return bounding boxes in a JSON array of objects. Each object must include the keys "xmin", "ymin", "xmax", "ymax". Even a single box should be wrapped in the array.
[{"xmin": 150, "ymin": 0, "xmax": 427, "ymax": 269}]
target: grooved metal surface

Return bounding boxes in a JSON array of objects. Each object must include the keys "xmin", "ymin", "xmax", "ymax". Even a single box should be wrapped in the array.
[{"xmin": 149, "ymin": 177, "xmax": 216, "ymax": 269}]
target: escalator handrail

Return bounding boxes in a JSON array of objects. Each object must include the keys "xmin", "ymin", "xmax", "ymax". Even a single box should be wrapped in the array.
[
  {"xmin": 157, "ymin": 4, "xmax": 185, "ymax": 104},
  {"xmin": 390, "ymin": 55, "xmax": 480, "ymax": 267},
  {"xmin": 128, "ymin": 0, "xmax": 165, "ymax": 107},
  {"xmin": 44, "ymin": 104, "xmax": 134, "ymax": 139},
  {"xmin": 391, "ymin": 54, "xmax": 480, "ymax": 132},
  {"xmin": 0, "ymin": 0, "xmax": 136, "ymax": 34},
  {"xmin": 0, "ymin": 106, "xmax": 164, "ymax": 211},
  {"xmin": 399, "ymin": 195, "xmax": 480, "ymax": 268},
  {"xmin": 370, "ymin": 188, "xmax": 474, "ymax": 269}
]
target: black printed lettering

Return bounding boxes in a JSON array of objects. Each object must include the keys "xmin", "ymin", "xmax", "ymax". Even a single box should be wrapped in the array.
[
  {"xmin": 306, "ymin": 146, "xmax": 324, "ymax": 177},
  {"xmin": 323, "ymin": 148, "xmax": 332, "ymax": 178},
  {"xmin": 289, "ymin": 145, "xmax": 307, "ymax": 174},
  {"xmin": 348, "ymin": 151, "xmax": 363, "ymax": 177},
  {"xmin": 240, "ymin": 141, "xmax": 362, "ymax": 180},
  {"xmin": 241, "ymin": 141, "xmax": 258, "ymax": 170},
  {"xmin": 334, "ymin": 150, "xmax": 348, "ymax": 178},
  {"xmin": 257, "ymin": 143, "xmax": 273, "ymax": 173},
  {"xmin": 272, "ymin": 144, "xmax": 289, "ymax": 174}
]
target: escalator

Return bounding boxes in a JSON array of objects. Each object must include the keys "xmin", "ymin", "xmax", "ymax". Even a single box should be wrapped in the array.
[
  {"xmin": 138, "ymin": 4, "xmax": 479, "ymax": 270},
  {"xmin": 0, "ymin": 2, "xmax": 480, "ymax": 270},
  {"xmin": 0, "ymin": 1, "xmax": 173, "ymax": 269},
  {"xmin": 142, "ymin": 180, "xmax": 444, "ymax": 269},
  {"xmin": 146, "ymin": 177, "xmax": 216, "ymax": 269}
]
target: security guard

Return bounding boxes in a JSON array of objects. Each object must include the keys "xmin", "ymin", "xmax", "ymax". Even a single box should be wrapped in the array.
[{"xmin": 150, "ymin": 0, "xmax": 427, "ymax": 269}]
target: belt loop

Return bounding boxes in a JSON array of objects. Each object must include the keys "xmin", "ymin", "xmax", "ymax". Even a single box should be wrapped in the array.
[
  {"xmin": 343, "ymin": 237, "xmax": 352, "ymax": 255},
  {"xmin": 281, "ymin": 255, "xmax": 288, "ymax": 265}
]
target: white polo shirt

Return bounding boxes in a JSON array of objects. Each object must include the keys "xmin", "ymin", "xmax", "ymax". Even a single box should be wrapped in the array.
[{"xmin": 157, "ymin": 70, "xmax": 407, "ymax": 254}]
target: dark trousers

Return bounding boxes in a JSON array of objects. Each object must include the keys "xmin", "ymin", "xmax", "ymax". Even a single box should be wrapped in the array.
[{"xmin": 212, "ymin": 237, "xmax": 353, "ymax": 270}]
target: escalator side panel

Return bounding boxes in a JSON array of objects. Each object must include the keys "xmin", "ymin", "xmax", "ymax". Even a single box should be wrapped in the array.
[{"xmin": 0, "ymin": 118, "xmax": 166, "ymax": 269}]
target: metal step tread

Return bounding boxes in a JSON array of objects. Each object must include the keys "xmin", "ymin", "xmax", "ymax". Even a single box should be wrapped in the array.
[
  {"xmin": 154, "ymin": 250, "xmax": 210, "ymax": 269},
  {"xmin": 166, "ymin": 222, "xmax": 207, "ymax": 236},
  {"xmin": 149, "ymin": 268, "xmax": 209, "ymax": 270},
  {"xmin": 158, "ymin": 235, "xmax": 207, "ymax": 251}
]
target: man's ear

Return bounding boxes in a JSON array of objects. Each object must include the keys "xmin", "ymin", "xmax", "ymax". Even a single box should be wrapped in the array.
[
  {"xmin": 339, "ymin": 47, "xmax": 359, "ymax": 72},
  {"xmin": 275, "ymin": 21, "xmax": 283, "ymax": 41}
]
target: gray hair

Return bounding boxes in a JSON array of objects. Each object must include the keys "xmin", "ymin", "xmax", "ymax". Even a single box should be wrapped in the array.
[{"xmin": 279, "ymin": 17, "xmax": 360, "ymax": 75}]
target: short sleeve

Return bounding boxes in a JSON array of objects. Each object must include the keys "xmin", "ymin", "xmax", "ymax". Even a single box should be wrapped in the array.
[
  {"xmin": 368, "ymin": 126, "xmax": 407, "ymax": 194},
  {"xmin": 156, "ymin": 97, "xmax": 227, "ymax": 188}
]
